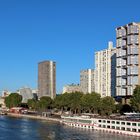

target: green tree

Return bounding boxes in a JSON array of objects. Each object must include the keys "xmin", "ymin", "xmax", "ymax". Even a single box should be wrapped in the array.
[
  {"xmin": 81, "ymin": 93, "xmax": 101, "ymax": 114},
  {"xmin": 100, "ymin": 96, "xmax": 115, "ymax": 116},
  {"xmin": 38, "ymin": 96, "xmax": 52, "ymax": 112},
  {"xmin": 5, "ymin": 93, "xmax": 22, "ymax": 108},
  {"xmin": 68, "ymin": 92, "xmax": 83, "ymax": 114},
  {"xmin": 27, "ymin": 99, "xmax": 38, "ymax": 110},
  {"xmin": 130, "ymin": 85, "xmax": 140, "ymax": 112}
]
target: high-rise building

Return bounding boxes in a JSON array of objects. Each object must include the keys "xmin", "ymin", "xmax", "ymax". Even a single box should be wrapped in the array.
[
  {"xmin": 38, "ymin": 61, "xmax": 56, "ymax": 99},
  {"xmin": 62, "ymin": 84, "xmax": 81, "ymax": 94},
  {"xmin": 80, "ymin": 69, "xmax": 95, "ymax": 94},
  {"xmin": 116, "ymin": 22, "xmax": 140, "ymax": 99},
  {"xmin": 95, "ymin": 41, "xmax": 116, "ymax": 97}
]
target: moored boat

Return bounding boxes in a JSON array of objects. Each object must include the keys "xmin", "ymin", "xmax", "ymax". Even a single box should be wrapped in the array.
[{"xmin": 61, "ymin": 115, "xmax": 140, "ymax": 137}]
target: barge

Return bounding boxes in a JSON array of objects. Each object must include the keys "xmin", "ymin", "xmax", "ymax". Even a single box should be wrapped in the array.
[{"xmin": 61, "ymin": 115, "xmax": 140, "ymax": 137}]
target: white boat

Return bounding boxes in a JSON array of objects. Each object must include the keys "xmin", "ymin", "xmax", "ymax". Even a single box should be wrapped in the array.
[{"xmin": 61, "ymin": 115, "xmax": 140, "ymax": 137}]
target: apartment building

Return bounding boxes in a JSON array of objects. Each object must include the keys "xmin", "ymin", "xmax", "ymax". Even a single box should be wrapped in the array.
[
  {"xmin": 95, "ymin": 42, "xmax": 116, "ymax": 97},
  {"xmin": 62, "ymin": 84, "xmax": 81, "ymax": 94},
  {"xmin": 80, "ymin": 69, "xmax": 95, "ymax": 94},
  {"xmin": 116, "ymin": 22, "xmax": 140, "ymax": 98},
  {"xmin": 38, "ymin": 61, "xmax": 56, "ymax": 99}
]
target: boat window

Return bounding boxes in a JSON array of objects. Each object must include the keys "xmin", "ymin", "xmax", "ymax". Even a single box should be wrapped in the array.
[
  {"xmin": 107, "ymin": 121, "xmax": 110, "ymax": 123},
  {"xmin": 138, "ymin": 129, "xmax": 140, "ymax": 132},
  {"xmin": 99, "ymin": 125, "xmax": 101, "ymax": 127},
  {"xmin": 107, "ymin": 126, "xmax": 110, "ymax": 128},
  {"xmin": 112, "ymin": 126, "xmax": 115, "ymax": 129},
  {"xmin": 116, "ymin": 121, "xmax": 120, "ymax": 124},
  {"xmin": 116, "ymin": 127, "xmax": 120, "ymax": 130},
  {"xmin": 103, "ymin": 125, "xmax": 106, "ymax": 128},
  {"xmin": 127, "ymin": 128, "xmax": 131, "ymax": 131},
  {"xmin": 112, "ymin": 121, "xmax": 115, "ymax": 124},
  {"xmin": 138, "ymin": 123, "xmax": 140, "ymax": 127},
  {"xmin": 121, "ymin": 122, "xmax": 125, "ymax": 125},
  {"xmin": 132, "ymin": 123, "xmax": 136, "ymax": 126},
  {"xmin": 121, "ymin": 127, "xmax": 125, "ymax": 130},
  {"xmin": 99, "ymin": 120, "xmax": 101, "ymax": 122},
  {"xmin": 103, "ymin": 120, "xmax": 106, "ymax": 123},
  {"xmin": 132, "ymin": 129, "xmax": 136, "ymax": 132},
  {"xmin": 127, "ymin": 122, "xmax": 131, "ymax": 125}
]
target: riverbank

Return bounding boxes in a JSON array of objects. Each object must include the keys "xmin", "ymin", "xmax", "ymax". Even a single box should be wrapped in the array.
[{"xmin": 7, "ymin": 113, "xmax": 61, "ymax": 123}]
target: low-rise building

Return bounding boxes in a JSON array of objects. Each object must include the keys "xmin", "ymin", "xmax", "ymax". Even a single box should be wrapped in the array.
[{"xmin": 62, "ymin": 84, "xmax": 81, "ymax": 94}]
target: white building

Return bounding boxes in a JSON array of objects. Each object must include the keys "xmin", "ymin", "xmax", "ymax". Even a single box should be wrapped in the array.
[
  {"xmin": 62, "ymin": 84, "xmax": 81, "ymax": 94},
  {"xmin": 116, "ymin": 22, "xmax": 140, "ymax": 98},
  {"xmin": 80, "ymin": 69, "xmax": 95, "ymax": 94},
  {"xmin": 95, "ymin": 41, "xmax": 116, "ymax": 97}
]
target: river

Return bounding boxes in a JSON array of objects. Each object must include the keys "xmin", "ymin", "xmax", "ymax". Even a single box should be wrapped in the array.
[{"xmin": 0, "ymin": 116, "xmax": 138, "ymax": 140}]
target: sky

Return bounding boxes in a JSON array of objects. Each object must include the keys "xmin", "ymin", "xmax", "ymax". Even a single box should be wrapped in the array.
[{"xmin": 0, "ymin": 0, "xmax": 140, "ymax": 94}]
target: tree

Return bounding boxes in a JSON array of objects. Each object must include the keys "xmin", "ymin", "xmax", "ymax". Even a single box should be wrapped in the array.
[
  {"xmin": 81, "ymin": 93, "xmax": 101, "ymax": 114},
  {"xmin": 5, "ymin": 93, "xmax": 22, "ymax": 108},
  {"xmin": 100, "ymin": 96, "xmax": 115, "ymax": 116},
  {"xmin": 68, "ymin": 92, "xmax": 83, "ymax": 114},
  {"xmin": 130, "ymin": 85, "xmax": 140, "ymax": 112},
  {"xmin": 38, "ymin": 96, "xmax": 53, "ymax": 112},
  {"xmin": 27, "ymin": 99, "xmax": 38, "ymax": 110}
]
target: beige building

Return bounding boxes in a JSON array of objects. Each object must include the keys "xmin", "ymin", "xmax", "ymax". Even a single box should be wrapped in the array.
[
  {"xmin": 80, "ymin": 69, "xmax": 95, "ymax": 94},
  {"xmin": 62, "ymin": 84, "xmax": 81, "ymax": 94},
  {"xmin": 38, "ymin": 61, "xmax": 56, "ymax": 99},
  {"xmin": 95, "ymin": 41, "xmax": 116, "ymax": 97},
  {"xmin": 116, "ymin": 22, "xmax": 140, "ymax": 98}
]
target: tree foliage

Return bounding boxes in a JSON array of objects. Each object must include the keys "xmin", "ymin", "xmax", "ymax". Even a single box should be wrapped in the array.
[
  {"xmin": 27, "ymin": 99, "xmax": 38, "ymax": 110},
  {"xmin": 100, "ymin": 96, "xmax": 115, "ymax": 116},
  {"xmin": 37, "ymin": 96, "xmax": 53, "ymax": 111},
  {"xmin": 5, "ymin": 93, "xmax": 22, "ymax": 108},
  {"xmin": 130, "ymin": 85, "xmax": 140, "ymax": 112}
]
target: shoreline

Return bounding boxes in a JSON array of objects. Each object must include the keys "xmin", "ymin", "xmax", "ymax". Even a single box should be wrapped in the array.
[{"xmin": 7, "ymin": 113, "xmax": 61, "ymax": 123}]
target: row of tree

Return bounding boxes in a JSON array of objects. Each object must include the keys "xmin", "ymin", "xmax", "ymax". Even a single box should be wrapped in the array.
[{"xmin": 4, "ymin": 85, "xmax": 140, "ymax": 116}]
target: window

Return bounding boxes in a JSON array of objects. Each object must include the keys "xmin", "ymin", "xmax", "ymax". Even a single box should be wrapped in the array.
[
  {"xmin": 127, "ymin": 128, "xmax": 131, "ymax": 131},
  {"xmin": 116, "ymin": 122, "xmax": 120, "ymax": 124},
  {"xmin": 107, "ymin": 126, "xmax": 110, "ymax": 128},
  {"xmin": 103, "ymin": 125, "xmax": 106, "ymax": 128},
  {"xmin": 121, "ymin": 122, "xmax": 125, "ymax": 125},
  {"xmin": 112, "ymin": 126, "xmax": 115, "ymax": 129},
  {"xmin": 116, "ymin": 127, "xmax": 120, "ymax": 130},
  {"xmin": 121, "ymin": 127, "xmax": 125, "ymax": 130},
  {"xmin": 132, "ymin": 129, "xmax": 136, "ymax": 132},
  {"xmin": 127, "ymin": 122, "xmax": 131, "ymax": 126},
  {"xmin": 112, "ymin": 121, "xmax": 115, "ymax": 124},
  {"xmin": 132, "ymin": 123, "xmax": 136, "ymax": 126},
  {"xmin": 107, "ymin": 121, "xmax": 110, "ymax": 123}
]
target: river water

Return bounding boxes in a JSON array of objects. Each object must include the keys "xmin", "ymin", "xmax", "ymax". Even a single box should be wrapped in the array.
[{"xmin": 0, "ymin": 116, "xmax": 139, "ymax": 140}]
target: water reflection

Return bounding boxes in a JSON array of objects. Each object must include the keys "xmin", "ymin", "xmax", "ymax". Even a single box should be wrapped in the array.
[{"xmin": 0, "ymin": 116, "xmax": 139, "ymax": 140}]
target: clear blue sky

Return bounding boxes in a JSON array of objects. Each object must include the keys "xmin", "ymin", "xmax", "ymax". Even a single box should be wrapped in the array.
[{"xmin": 0, "ymin": 0, "xmax": 140, "ymax": 94}]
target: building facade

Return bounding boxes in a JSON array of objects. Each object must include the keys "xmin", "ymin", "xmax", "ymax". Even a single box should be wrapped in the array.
[
  {"xmin": 62, "ymin": 84, "xmax": 81, "ymax": 94},
  {"xmin": 18, "ymin": 87, "xmax": 33, "ymax": 103},
  {"xmin": 95, "ymin": 41, "xmax": 116, "ymax": 97},
  {"xmin": 38, "ymin": 61, "xmax": 56, "ymax": 99},
  {"xmin": 80, "ymin": 69, "xmax": 95, "ymax": 94},
  {"xmin": 116, "ymin": 22, "xmax": 140, "ymax": 98}
]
